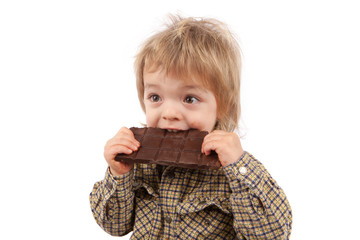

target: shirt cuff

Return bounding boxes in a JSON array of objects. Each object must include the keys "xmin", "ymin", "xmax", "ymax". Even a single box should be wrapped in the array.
[
  {"xmin": 103, "ymin": 167, "xmax": 134, "ymax": 198},
  {"xmin": 223, "ymin": 151, "xmax": 264, "ymax": 191}
]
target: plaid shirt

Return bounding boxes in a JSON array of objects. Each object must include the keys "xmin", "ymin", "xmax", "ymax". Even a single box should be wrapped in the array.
[{"xmin": 90, "ymin": 152, "xmax": 292, "ymax": 239}]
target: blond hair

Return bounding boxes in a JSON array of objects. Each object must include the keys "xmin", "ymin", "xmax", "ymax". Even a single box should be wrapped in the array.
[{"xmin": 134, "ymin": 15, "xmax": 242, "ymax": 132}]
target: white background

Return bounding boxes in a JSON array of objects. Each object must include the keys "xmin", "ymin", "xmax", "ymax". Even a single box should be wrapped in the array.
[{"xmin": 1, "ymin": 0, "xmax": 359, "ymax": 239}]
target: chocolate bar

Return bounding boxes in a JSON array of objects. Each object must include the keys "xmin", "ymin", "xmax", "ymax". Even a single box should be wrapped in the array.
[{"xmin": 115, "ymin": 127, "xmax": 221, "ymax": 169}]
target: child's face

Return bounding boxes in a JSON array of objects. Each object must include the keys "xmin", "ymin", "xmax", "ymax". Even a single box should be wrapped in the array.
[{"xmin": 143, "ymin": 68, "xmax": 217, "ymax": 132}]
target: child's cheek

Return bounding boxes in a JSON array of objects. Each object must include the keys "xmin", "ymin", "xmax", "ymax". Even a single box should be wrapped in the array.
[
  {"xmin": 190, "ymin": 120, "xmax": 211, "ymax": 132},
  {"xmin": 145, "ymin": 112, "xmax": 156, "ymax": 128},
  {"xmin": 189, "ymin": 120, "xmax": 201, "ymax": 130}
]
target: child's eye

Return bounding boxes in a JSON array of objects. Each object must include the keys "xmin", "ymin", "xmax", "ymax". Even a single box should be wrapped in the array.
[
  {"xmin": 184, "ymin": 96, "xmax": 199, "ymax": 104},
  {"xmin": 149, "ymin": 94, "xmax": 161, "ymax": 102}
]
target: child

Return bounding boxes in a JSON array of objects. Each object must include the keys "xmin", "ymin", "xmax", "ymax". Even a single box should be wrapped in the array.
[{"xmin": 90, "ymin": 15, "xmax": 292, "ymax": 239}]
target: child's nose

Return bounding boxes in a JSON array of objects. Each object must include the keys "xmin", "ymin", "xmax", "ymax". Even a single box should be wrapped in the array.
[{"xmin": 162, "ymin": 103, "xmax": 182, "ymax": 121}]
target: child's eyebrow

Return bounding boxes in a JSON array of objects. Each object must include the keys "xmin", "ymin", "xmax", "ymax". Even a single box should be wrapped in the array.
[
  {"xmin": 144, "ymin": 83, "xmax": 207, "ymax": 93},
  {"xmin": 182, "ymin": 85, "xmax": 207, "ymax": 93},
  {"xmin": 144, "ymin": 83, "xmax": 160, "ymax": 90}
]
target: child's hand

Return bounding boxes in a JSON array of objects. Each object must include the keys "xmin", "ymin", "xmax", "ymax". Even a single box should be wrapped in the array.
[
  {"xmin": 104, "ymin": 127, "xmax": 140, "ymax": 176},
  {"xmin": 202, "ymin": 130, "xmax": 244, "ymax": 167}
]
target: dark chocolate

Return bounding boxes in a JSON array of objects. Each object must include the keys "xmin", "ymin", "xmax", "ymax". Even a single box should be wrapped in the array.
[{"xmin": 115, "ymin": 127, "xmax": 221, "ymax": 169}]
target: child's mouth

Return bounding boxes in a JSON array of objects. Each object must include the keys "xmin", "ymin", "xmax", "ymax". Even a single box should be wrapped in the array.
[
  {"xmin": 161, "ymin": 128, "xmax": 187, "ymax": 133},
  {"xmin": 166, "ymin": 129, "xmax": 179, "ymax": 133},
  {"xmin": 163, "ymin": 128, "xmax": 198, "ymax": 133}
]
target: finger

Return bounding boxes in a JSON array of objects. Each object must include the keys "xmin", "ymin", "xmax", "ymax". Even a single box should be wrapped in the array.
[
  {"xmin": 208, "ymin": 129, "xmax": 227, "ymax": 136},
  {"xmin": 116, "ymin": 127, "xmax": 136, "ymax": 140},
  {"xmin": 203, "ymin": 131, "xmax": 238, "ymax": 149},
  {"xmin": 203, "ymin": 130, "xmax": 226, "ymax": 142},
  {"xmin": 106, "ymin": 135, "xmax": 140, "ymax": 151},
  {"xmin": 202, "ymin": 139, "xmax": 220, "ymax": 155},
  {"xmin": 202, "ymin": 134, "xmax": 224, "ymax": 154},
  {"xmin": 105, "ymin": 141, "xmax": 135, "ymax": 154},
  {"xmin": 116, "ymin": 126, "xmax": 131, "ymax": 134},
  {"xmin": 113, "ymin": 127, "xmax": 140, "ymax": 145},
  {"xmin": 105, "ymin": 145, "xmax": 135, "ymax": 162},
  {"xmin": 203, "ymin": 134, "xmax": 224, "ymax": 145}
]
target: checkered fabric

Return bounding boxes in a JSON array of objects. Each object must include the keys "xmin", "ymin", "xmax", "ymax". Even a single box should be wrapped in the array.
[{"xmin": 90, "ymin": 152, "xmax": 292, "ymax": 239}]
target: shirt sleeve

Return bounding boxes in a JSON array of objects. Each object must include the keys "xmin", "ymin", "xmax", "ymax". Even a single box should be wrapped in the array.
[
  {"xmin": 223, "ymin": 152, "xmax": 292, "ymax": 239},
  {"xmin": 89, "ymin": 167, "xmax": 135, "ymax": 236}
]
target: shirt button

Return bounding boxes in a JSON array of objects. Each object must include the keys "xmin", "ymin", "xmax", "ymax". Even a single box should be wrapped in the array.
[
  {"xmin": 239, "ymin": 166, "xmax": 247, "ymax": 175},
  {"xmin": 133, "ymin": 180, "xmax": 141, "ymax": 188},
  {"xmin": 205, "ymin": 218, "xmax": 211, "ymax": 225},
  {"xmin": 165, "ymin": 216, "xmax": 172, "ymax": 223},
  {"xmin": 106, "ymin": 181, "xmax": 113, "ymax": 190},
  {"xmin": 166, "ymin": 171, "xmax": 175, "ymax": 179}
]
